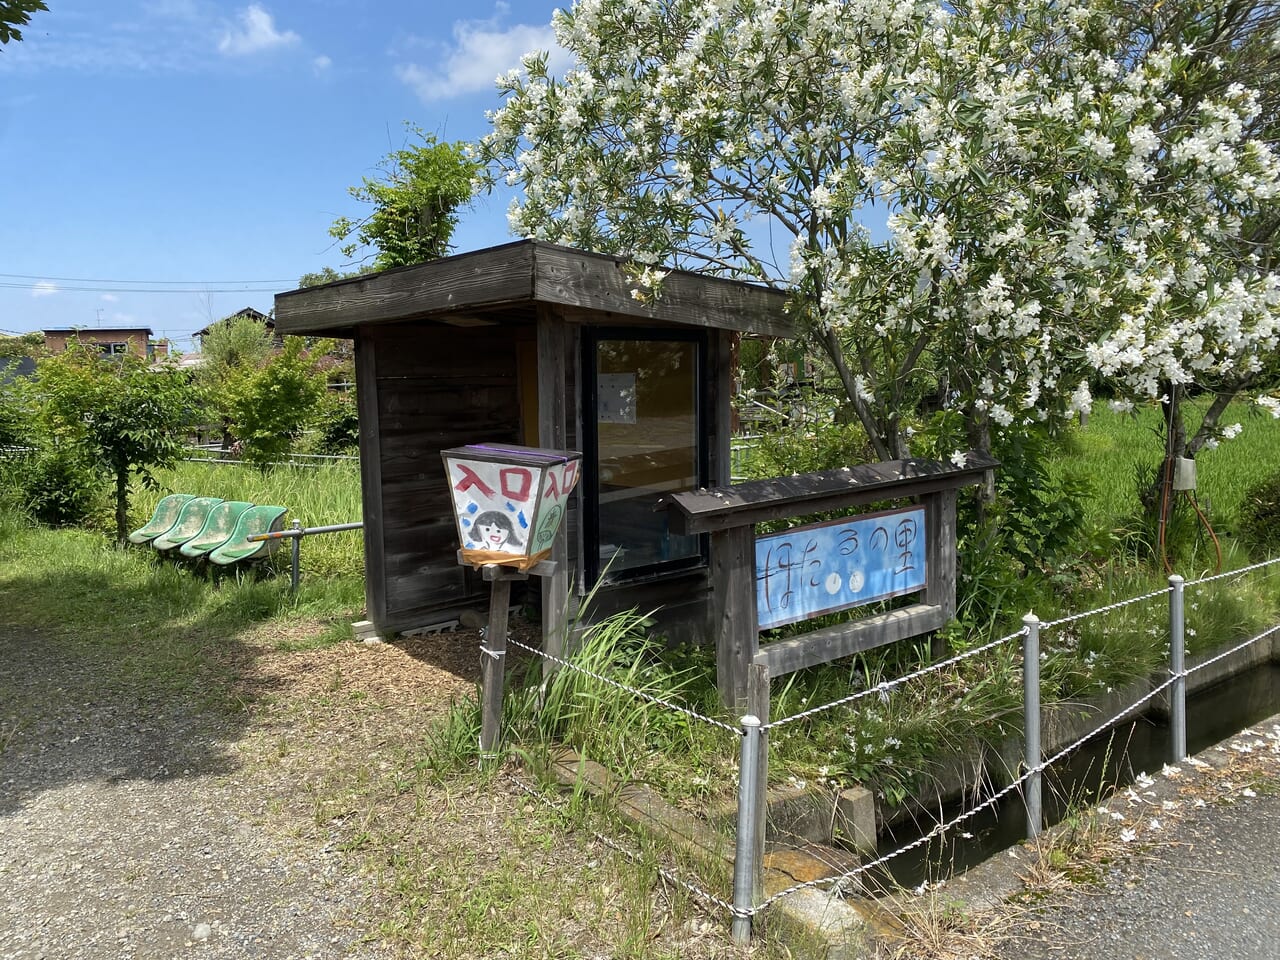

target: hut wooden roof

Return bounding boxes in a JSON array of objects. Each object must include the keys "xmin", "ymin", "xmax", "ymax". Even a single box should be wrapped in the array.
[{"xmin": 274, "ymin": 240, "xmax": 793, "ymax": 339}]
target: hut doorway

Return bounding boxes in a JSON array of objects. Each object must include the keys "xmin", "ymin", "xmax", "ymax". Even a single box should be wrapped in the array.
[{"xmin": 583, "ymin": 329, "xmax": 709, "ymax": 583}]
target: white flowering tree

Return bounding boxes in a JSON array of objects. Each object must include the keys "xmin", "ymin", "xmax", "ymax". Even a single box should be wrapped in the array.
[
  {"xmin": 1120, "ymin": 0, "xmax": 1280, "ymax": 458},
  {"xmin": 480, "ymin": 0, "xmax": 1279, "ymax": 466}
]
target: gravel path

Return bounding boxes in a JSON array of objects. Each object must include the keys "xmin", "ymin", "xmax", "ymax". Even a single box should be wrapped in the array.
[{"xmin": 0, "ymin": 626, "xmax": 388, "ymax": 960}]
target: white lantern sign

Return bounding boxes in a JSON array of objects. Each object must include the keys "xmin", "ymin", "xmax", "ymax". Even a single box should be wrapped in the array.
[{"xmin": 441, "ymin": 443, "xmax": 582, "ymax": 570}]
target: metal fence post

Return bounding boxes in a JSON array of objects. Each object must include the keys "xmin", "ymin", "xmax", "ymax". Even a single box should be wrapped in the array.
[
  {"xmin": 289, "ymin": 520, "xmax": 302, "ymax": 592},
  {"xmin": 1023, "ymin": 612, "xmax": 1042, "ymax": 840},
  {"xmin": 732, "ymin": 714, "xmax": 763, "ymax": 945},
  {"xmin": 1169, "ymin": 574, "xmax": 1187, "ymax": 762}
]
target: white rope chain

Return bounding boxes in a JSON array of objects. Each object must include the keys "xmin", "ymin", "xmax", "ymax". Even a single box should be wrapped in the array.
[
  {"xmin": 504, "ymin": 636, "xmax": 743, "ymax": 737},
  {"xmin": 1185, "ymin": 554, "xmax": 1280, "ymax": 587},
  {"xmin": 484, "ymin": 557, "xmax": 1280, "ymax": 920},
  {"xmin": 1184, "ymin": 622, "xmax": 1280, "ymax": 677},
  {"xmin": 1040, "ymin": 585, "xmax": 1173, "ymax": 630},
  {"xmin": 766, "ymin": 627, "xmax": 1026, "ymax": 731}
]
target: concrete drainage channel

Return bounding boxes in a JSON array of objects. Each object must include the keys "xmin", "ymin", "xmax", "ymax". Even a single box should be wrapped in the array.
[{"xmin": 543, "ymin": 635, "xmax": 1279, "ymax": 957}]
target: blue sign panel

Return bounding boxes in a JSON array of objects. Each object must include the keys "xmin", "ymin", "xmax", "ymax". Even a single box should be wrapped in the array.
[{"xmin": 755, "ymin": 506, "xmax": 926, "ymax": 631}]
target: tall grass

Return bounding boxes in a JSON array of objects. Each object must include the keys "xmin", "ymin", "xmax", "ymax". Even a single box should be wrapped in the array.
[
  {"xmin": 429, "ymin": 606, "xmax": 740, "ymax": 806},
  {"xmin": 516, "ymin": 613, "xmax": 735, "ymax": 791},
  {"xmin": 1060, "ymin": 399, "xmax": 1280, "ymax": 532}
]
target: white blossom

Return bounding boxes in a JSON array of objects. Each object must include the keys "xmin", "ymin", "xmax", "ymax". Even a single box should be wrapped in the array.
[{"xmin": 480, "ymin": 0, "xmax": 1280, "ymax": 459}]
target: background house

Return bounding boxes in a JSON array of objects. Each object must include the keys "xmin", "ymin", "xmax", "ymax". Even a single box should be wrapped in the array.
[
  {"xmin": 195, "ymin": 307, "xmax": 281, "ymax": 350},
  {"xmin": 41, "ymin": 326, "xmax": 160, "ymax": 360}
]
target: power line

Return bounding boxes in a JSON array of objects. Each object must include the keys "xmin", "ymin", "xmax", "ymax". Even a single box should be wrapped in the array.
[
  {"xmin": 0, "ymin": 282, "xmax": 282, "ymax": 294},
  {"xmin": 0, "ymin": 272, "xmax": 293, "ymax": 285}
]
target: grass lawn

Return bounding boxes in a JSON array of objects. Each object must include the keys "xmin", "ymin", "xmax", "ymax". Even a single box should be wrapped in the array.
[{"xmin": 1060, "ymin": 398, "xmax": 1280, "ymax": 535}]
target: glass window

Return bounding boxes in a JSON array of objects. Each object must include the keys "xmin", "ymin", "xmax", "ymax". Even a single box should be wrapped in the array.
[{"xmin": 587, "ymin": 333, "xmax": 705, "ymax": 580}]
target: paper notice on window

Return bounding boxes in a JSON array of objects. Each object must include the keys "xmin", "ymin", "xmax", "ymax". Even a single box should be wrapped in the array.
[{"xmin": 597, "ymin": 372, "xmax": 637, "ymax": 424}]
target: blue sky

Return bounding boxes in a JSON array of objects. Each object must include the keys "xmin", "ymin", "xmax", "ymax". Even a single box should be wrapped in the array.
[{"xmin": 0, "ymin": 1, "xmax": 570, "ymax": 351}]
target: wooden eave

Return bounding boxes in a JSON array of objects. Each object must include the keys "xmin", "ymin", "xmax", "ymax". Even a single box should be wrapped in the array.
[{"xmin": 274, "ymin": 240, "xmax": 794, "ymax": 339}]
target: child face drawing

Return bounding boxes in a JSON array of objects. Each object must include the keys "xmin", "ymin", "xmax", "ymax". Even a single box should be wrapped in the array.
[{"xmin": 476, "ymin": 520, "xmax": 510, "ymax": 549}]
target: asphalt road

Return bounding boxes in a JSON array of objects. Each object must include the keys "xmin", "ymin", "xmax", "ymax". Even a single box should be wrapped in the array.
[
  {"xmin": 995, "ymin": 722, "xmax": 1280, "ymax": 960},
  {"xmin": 1006, "ymin": 791, "xmax": 1280, "ymax": 958}
]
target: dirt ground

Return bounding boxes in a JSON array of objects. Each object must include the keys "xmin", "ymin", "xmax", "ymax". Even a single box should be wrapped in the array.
[
  {"xmin": 0, "ymin": 618, "xmax": 483, "ymax": 959},
  {"xmin": 0, "ymin": 619, "xmax": 748, "ymax": 959}
]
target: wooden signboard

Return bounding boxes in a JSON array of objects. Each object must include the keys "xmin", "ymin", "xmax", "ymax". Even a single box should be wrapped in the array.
[
  {"xmin": 442, "ymin": 443, "xmax": 581, "ymax": 570},
  {"xmin": 664, "ymin": 453, "xmax": 998, "ymax": 708},
  {"xmin": 755, "ymin": 506, "xmax": 926, "ymax": 630}
]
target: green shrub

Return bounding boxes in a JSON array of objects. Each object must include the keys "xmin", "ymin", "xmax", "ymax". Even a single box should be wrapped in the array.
[
  {"xmin": 1238, "ymin": 468, "xmax": 1280, "ymax": 561},
  {"xmin": 225, "ymin": 338, "xmax": 328, "ymax": 467},
  {"xmin": 735, "ymin": 387, "xmax": 875, "ymax": 479},
  {"xmin": 945, "ymin": 426, "xmax": 1093, "ymax": 635},
  {"xmin": 954, "ymin": 518, "xmax": 1047, "ymax": 636},
  {"xmin": 0, "ymin": 388, "xmax": 27, "ymax": 449},
  {"xmin": 16, "ymin": 447, "xmax": 106, "ymax": 527},
  {"xmin": 310, "ymin": 391, "xmax": 360, "ymax": 456}
]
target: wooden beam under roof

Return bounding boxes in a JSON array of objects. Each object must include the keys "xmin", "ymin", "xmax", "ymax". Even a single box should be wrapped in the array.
[{"xmin": 664, "ymin": 453, "xmax": 1001, "ymax": 535}]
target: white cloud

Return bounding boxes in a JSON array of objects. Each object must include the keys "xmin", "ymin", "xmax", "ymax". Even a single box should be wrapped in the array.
[
  {"xmin": 100, "ymin": 293, "xmax": 119, "ymax": 303},
  {"xmin": 218, "ymin": 4, "xmax": 300, "ymax": 57},
  {"xmin": 312, "ymin": 54, "xmax": 332, "ymax": 73},
  {"xmin": 31, "ymin": 281, "xmax": 58, "ymax": 298},
  {"xmin": 397, "ymin": 14, "xmax": 571, "ymax": 103}
]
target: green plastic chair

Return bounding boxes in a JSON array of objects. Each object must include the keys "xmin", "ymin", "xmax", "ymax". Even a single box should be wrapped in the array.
[
  {"xmin": 127, "ymin": 494, "xmax": 195, "ymax": 545},
  {"xmin": 179, "ymin": 500, "xmax": 254, "ymax": 560},
  {"xmin": 151, "ymin": 497, "xmax": 224, "ymax": 553},
  {"xmin": 207, "ymin": 505, "xmax": 289, "ymax": 566}
]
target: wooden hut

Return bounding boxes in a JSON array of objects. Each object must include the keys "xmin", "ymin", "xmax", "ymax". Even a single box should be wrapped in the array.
[{"xmin": 274, "ymin": 240, "xmax": 792, "ymax": 643}]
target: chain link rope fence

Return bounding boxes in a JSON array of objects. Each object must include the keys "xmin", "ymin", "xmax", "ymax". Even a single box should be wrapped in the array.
[{"xmin": 477, "ymin": 557, "xmax": 1280, "ymax": 940}]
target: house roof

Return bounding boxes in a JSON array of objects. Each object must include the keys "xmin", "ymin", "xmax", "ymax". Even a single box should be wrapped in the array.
[
  {"xmin": 274, "ymin": 240, "xmax": 794, "ymax": 339},
  {"xmin": 151, "ymin": 352, "xmax": 207, "ymax": 371},
  {"xmin": 195, "ymin": 307, "xmax": 274, "ymax": 338},
  {"xmin": 42, "ymin": 326, "xmax": 154, "ymax": 336}
]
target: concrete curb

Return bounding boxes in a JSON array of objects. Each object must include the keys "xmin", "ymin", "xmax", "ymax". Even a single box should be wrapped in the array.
[{"xmin": 546, "ymin": 749, "xmax": 878, "ymax": 956}]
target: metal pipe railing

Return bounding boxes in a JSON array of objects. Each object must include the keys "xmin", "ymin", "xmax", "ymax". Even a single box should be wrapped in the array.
[
  {"xmin": 247, "ymin": 520, "xmax": 363, "ymax": 590},
  {"xmin": 731, "ymin": 715, "xmax": 764, "ymax": 944},
  {"xmin": 1023, "ymin": 612, "xmax": 1043, "ymax": 839},
  {"xmin": 1169, "ymin": 574, "xmax": 1188, "ymax": 762}
]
